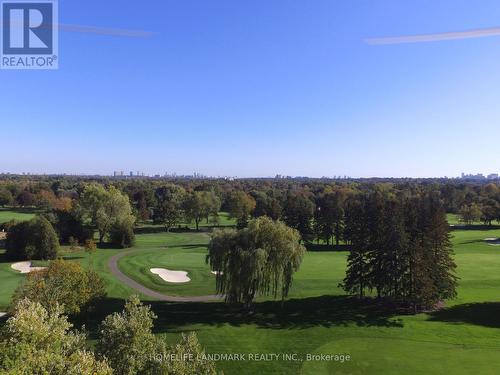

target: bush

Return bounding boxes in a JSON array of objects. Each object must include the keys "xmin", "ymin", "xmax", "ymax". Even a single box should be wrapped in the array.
[
  {"xmin": 12, "ymin": 259, "xmax": 106, "ymax": 315},
  {"xmin": 5, "ymin": 216, "xmax": 59, "ymax": 260}
]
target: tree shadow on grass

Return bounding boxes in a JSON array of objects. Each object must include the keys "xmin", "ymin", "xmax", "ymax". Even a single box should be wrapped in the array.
[
  {"xmin": 306, "ymin": 244, "xmax": 350, "ymax": 252},
  {"xmin": 168, "ymin": 244, "xmax": 208, "ymax": 250},
  {"xmin": 450, "ymin": 224, "xmax": 500, "ymax": 231},
  {"xmin": 76, "ymin": 295, "xmax": 403, "ymax": 339},
  {"xmin": 428, "ymin": 302, "xmax": 500, "ymax": 328},
  {"xmin": 135, "ymin": 226, "xmax": 211, "ymax": 235}
]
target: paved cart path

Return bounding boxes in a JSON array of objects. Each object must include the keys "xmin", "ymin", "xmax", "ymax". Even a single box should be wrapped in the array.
[{"xmin": 108, "ymin": 250, "xmax": 223, "ymax": 302}]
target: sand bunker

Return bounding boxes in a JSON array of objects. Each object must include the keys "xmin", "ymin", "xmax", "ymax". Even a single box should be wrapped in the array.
[
  {"xmin": 0, "ymin": 312, "xmax": 6, "ymax": 318},
  {"xmin": 484, "ymin": 238, "xmax": 500, "ymax": 246},
  {"xmin": 11, "ymin": 261, "xmax": 46, "ymax": 274},
  {"xmin": 150, "ymin": 268, "xmax": 190, "ymax": 283}
]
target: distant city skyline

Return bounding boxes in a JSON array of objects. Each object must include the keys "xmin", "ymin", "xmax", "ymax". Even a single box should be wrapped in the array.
[{"xmin": 1, "ymin": 170, "xmax": 499, "ymax": 180}]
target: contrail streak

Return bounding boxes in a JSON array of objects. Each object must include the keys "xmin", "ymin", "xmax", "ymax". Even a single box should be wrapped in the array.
[
  {"xmin": 58, "ymin": 23, "xmax": 155, "ymax": 38},
  {"xmin": 365, "ymin": 27, "xmax": 500, "ymax": 45},
  {"xmin": 0, "ymin": 22, "xmax": 155, "ymax": 38}
]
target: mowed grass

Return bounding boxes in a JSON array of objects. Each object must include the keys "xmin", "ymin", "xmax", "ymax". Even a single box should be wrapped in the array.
[
  {"xmin": 2, "ymin": 220, "xmax": 500, "ymax": 374},
  {"xmin": 0, "ymin": 208, "xmax": 36, "ymax": 224}
]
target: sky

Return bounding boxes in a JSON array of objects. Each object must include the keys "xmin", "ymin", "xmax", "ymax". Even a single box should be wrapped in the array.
[{"xmin": 1, "ymin": 0, "xmax": 500, "ymax": 178}]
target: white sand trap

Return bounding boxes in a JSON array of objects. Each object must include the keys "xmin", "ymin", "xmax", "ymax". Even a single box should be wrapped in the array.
[
  {"xmin": 484, "ymin": 238, "xmax": 500, "ymax": 246},
  {"xmin": 211, "ymin": 270, "xmax": 223, "ymax": 276},
  {"xmin": 0, "ymin": 312, "xmax": 6, "ymax": 318},
  {"xmin": 150, "ymin": 268, "xmax": 190, "ymax": 283},
  {"xmin": 11, "ymin": 261, "xmax": 46, "ymax": 274}
]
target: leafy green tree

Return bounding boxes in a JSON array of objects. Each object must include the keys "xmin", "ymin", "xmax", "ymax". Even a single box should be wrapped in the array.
[
  {"xmin": 283, "ymin": 193, "xmax": 315, "ymax": 242},
  {"xmin": 480, "ymin": 198, "xmax": 500, "ymax": 226},
  {"xmin": 109, "ymin": 214, "xmax": 136, "ymax": 248},
  {"xmin": 5, "ymin": 216, "xmax": 59, "ymax": 260},
  {"xmin": 12, "ymin": 259, "xmax": 106, "ymax": 315},
  {"xmin": 79, "ymin": 184, "xmax": 135, "ymax": 244},
  {"xmin": 207, "ymin": 216, "xmax": 306, "ymax": 308},
  {"xmin": 226, "ymin": 191, "xmax": 256, "ymax": 229},
  {"xmin": 153, "ymin": 184, "xmax": 186, "ymax": 231},
  {"xmin": 183, "ymin": 191, "xmax": 221, "ymax": 230},
  {"xmin": 97, "ymin": 296, "xmax": 216, "ymax": 375},
  {"xmin": 0, "ymin": 299, "xmax": 112, "ymax": 374},
  {"xmin": 314, "ymin": 191, "xmax": 345, "ymax": 246},
  {"xmin": 0, "ymin": 187, "xmax": 14, "ymax": 207},
  {"xmin": 458, "ymin": 203, "xmax": 482, "ymax": 225}
]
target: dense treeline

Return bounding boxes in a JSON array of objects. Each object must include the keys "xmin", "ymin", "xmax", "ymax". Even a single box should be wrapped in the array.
[
  {"xmin": 342, "ymin": 191, "xmax": 457, "ymax": 310},
  {"xmin": 0, "ymin": 176, "xmax": 486, "ymax": 310}
]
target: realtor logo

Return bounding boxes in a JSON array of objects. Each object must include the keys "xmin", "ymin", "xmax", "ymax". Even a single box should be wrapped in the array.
[{"xmin": 1, "ymin": 0, "xmax": 58, "ymax": 69}]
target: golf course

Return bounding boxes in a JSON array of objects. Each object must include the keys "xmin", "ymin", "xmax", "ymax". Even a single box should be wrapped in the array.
[{"xmin": 2, "ymin": 208, "xmax": 500, "ymax": 374}]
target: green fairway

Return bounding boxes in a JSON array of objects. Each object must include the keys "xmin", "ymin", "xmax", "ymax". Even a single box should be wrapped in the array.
[
  {"xmin": 2, "ymin": 223, "xmax": 500, "ymax": 374},
  {"xmin": 0, "ymin": 208, "xmax": 36, "ymax": 224}
]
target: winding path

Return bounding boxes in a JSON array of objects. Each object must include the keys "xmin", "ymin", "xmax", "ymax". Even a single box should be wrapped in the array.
[{"xmin": 108, "ymin": 250, "xmax": 223, "ymax": 302}]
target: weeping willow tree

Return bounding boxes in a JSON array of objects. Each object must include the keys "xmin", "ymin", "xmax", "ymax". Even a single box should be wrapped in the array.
[{"xmin": 207, "ymin": 216, "xmax": 306, "ymax": 308}]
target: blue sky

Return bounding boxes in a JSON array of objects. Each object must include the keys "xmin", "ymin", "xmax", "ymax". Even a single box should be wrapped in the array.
[{"xmin": 2, "ymin": 0, "xmax": 500, "ymax": 177}]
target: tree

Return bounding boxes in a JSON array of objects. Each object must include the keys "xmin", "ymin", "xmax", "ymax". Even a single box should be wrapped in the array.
[
  {"xmin": 0, "ymin": 187, "xmax": 14, "ymax": 207},
  {"xmin": 12, "ymin": 259, "xmax": 106, "ymax": 315},
  {"xmin": 109, "ymin": 215, "xmax": 135, "ymax": 248},
  {"xmin": 79, "ymin": 184, "xmax": 135, "ymax": 244},
  {"xmin": 314, "ymin": 191, "xmax": 344, "ymax": 246},
  {"xmin": 342, "ymin": 193, "xmax": 458, "ymax": 311},
  {"xmin": 251, "ymin": 190, "xmax": 283, "ymax": 221},
  {"xmin": 207, "ymin": 216, "xmax": 306, "ymax": 308},
  {"xmin": 226, "ymin": 191, "xmax": 256, "ymax": 229},
  {"xmin": 342, "ymin": 195, "xmax": 371, "ymax": 297},
  {"xmin": 153, "ymin": 184, "xmax": 186, "ymax": 231},
  {"xmin": 458, "ymin": 203, "xmax": 482, "ymax": 225},
  {"xmin": 96, "ymin": 296, "xmax": 216, "ymax": 375},
  {"xmin": 47, "ymin": 208, "xmax": 92, "ymax": 244},
  {"xmin": 16, "ymin": 190, "xmax": 35, "ymax": 207},
  {"xmin": 282, "ymin": 193, "xmax": 315, "ymax": 242},
  {"xmin": 183, "ymin": 191, "xmax": 220, "ymax": 230},
  {"xmin": 0, "ymin": 299, "xmax": 112, "ymax": 374},
  {"xmin": 480, "ymin": 198, "xmax": 500, "ymax": 226},
  {"xmin": 5, "ymin": 216, "xmax": 59, "ymax": 260}
]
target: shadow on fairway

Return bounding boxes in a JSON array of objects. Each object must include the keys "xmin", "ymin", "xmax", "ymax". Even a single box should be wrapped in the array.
[
  {"xmin": 135, "ymin": 226, "xmax": 210, "ymax": 235},
  {"xmin": 429, "ymin": 302, "xmax": 500, "ymax": 328},
  {"xmin": 450, "ymin": 224, "xmax": 500, "ymax": 231},
  {"xmin": 306, "ymin": 244, "xmax": 350, "ymax": 252},
  {"xmin": 168, "ymin": 244, "xmax": 208, "ymax": 250},
  {"xmin": 75, "ymin": 295, "xmax": 403, "ymax": 339}
]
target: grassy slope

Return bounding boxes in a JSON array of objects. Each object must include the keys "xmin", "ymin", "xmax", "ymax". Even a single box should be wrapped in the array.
[
  {"xmin": 1, "ymin": 218, "xmax": 500, "ymax": 374},
  {"xmin": 0, "ymin": 208, "xmax": 36, "ymax": 224}
]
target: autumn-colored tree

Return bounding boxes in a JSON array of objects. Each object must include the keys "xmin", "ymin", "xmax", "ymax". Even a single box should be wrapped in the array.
[
  {"xmin": 0, "ymin": 299, "xmax": 112, "ymax": 374},
  {"xmin": 12, "ymin": 259, "xmax": 106, "ymax": 315}
]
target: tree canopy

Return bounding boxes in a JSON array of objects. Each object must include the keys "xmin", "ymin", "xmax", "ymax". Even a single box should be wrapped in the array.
[
  {"xmin": 5, "ymin": 216, "xmax": 59, "ymax": 260},
  {"xmin": 0, "ymin": 299, "xmax": 112, "ymax": 374},
  {"xmin": 12, "ymin": 259, "xmax": 106, "ymax": 315},
  {"xmin": 207, "ymin": 216, "xmax": 306, "ymax": 307}
]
